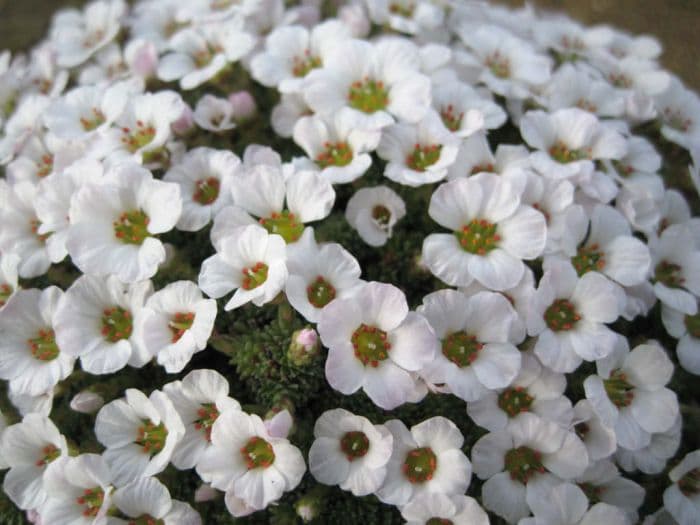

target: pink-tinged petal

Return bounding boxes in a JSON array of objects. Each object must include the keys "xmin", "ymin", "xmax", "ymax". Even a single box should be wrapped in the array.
[
  {"xmin": 325, "ymin": 343, "xmax": 365, "ymax": 395},
  {"xmin": 358, "ymin": 282, "xmax": 408, "ymax": 332},
  {"xmin": 362, "ymin": 363, "xmax": 414, "ymax": 410},
  {"xmin": 482, "ymin": 472, "xmax": 529, "ymax": 523},
  {"xmin": 233, "ymin": 467, "xmax": 285, "ymax": 510},
  {"xmin": 428, "ymin": 178, "xmax": 483, "ymax": 230},
  {"xmin": 308, "ymin": 437, "xmax": 349, "ymax": 485},
  {"xmin": 498, "ymin": 206, "xmax": 547, "ymax": 260},
  {"xmin": 422, "ymin": 234, "xmax": 474, "ymax": 287},
  {"xmin": 473, "ymin": 342, "xmax": 521, "ymax": 390},
  {"xmin": 388, "ymin": 312, "xmax": 437, "ymax": 371},
  {"xmin": 412, "ymin": 416, "xmax": 463, "ymax": 453},
  {"xmin": 468, "ymin": 249, "xmax": 524, "ymax": 291}
]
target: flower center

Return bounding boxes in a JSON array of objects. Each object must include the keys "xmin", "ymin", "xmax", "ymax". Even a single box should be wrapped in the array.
[
  {"xmin": 504, "ymin": 446, "xmax": 544, "ymax": 484},
  {"xmin": 655, "ymin": 260, "xmax": 685, "ymax": 288},
  {"xmin": 80, "ymin": 108, "xmax": 106, "ymax": 131},
  {"xmin": 498, "ymin": 386, "xmax": 534, "ymax": 417},
  {"xmin": 351, "ymin": 324, "xmax": 391, "ymax": 367},
  {"xmin": 571, "ymin": 243, "xmax": 605, "ymax": 275},
  {"xmin": 193, "ymin": 177, "xmax": 220, "ymax": 205},
  {"xmin": 35, "ymin": 444, "xmax": 61, "ymax": 467},
  {"xmin": 0, "ymin": 283, "xmax": 13, "ymax": 307},
  {"xmin": 348, "ymin": 78, "xmax": 389, "ymax": 114},
  {"xmin": 194, "ymin": 403, "xmax": 219, "ymax": 442},
  {"xmin": 574, "ymin": 421, "xmax": 590, "ymax": 440},
  {"xmin": 612, "ymin": 160, "xmax": 634, "ymax": 177},
  {"xmin": 101, "ymin": 307, "xmax": 133, "ymax": 342},
  {"xmin": 37, "ymin": 154, "xmax": 54, "ymax": 178},
  {"xmin": 292, "ymin": 50, "xmax": 322, "ymax": 77},
  {"xmin": 372, "ymin": 205, "xmax": 391, "ymax": 227},
  {"xmin": 241, "ymin": 262, "xmax": 269, "ymax": 290},
  {"xmin": 406, "ymin": 143, "xmax": 442, "ymax": 171},
  {"xmin": 576, "ymin": 98, "xmax": 598, "ymax": 113},
  {"xmin": 485, "ymin": 51, "xmax": 510, "ymax": 78},
  {"xmin": 259, "ymin": 210, "xmax": 303, "ymax": 243},
  {"xmin": 83, "ymin": 29, "xmax": 105, "ymax": 49},
  {"xmin": 544, "ymin": 299, "xmax": 580, "ymax": 331},
  {"xmin": 442, "ymin": 331, "xmax": 482, "ymax": 367},
  {"xmin": 121, "ymin": 121, "xmax": 156, "ymax": 153},
  {"xmin": 241, "ymin": 436, "xmax": 276, "ymax": 469},
  {"xmin": 169, "ymin": 312, "xmax": 195, "ymax": 343},
  {"xmin": 389, "ymin": 2, "xmax": 415, "ymax": 17},
  {"xmin": 578, "ymin": 482, "xmax": 604, "ymax": 504},
  {"xmin": 662, "ymin": 107, "xmax": 692, "ymax": 132},
  {"xmin": 76, "ymin": 487, "xmax": 105, "ymax": 518},
  {"xmin": 27, "ymin": 328, "xmax": 60, "ymax": 362},
  {"xmin": 455, "ymin": 219, "xmax": 500, "ymax": 255},
  {"xmin": 440, "ymin": 104, "xmax": 464, "ymax": 132},
  {"xmin": 30, "ymin": 219, "xmax": 52, "ymax": 242},
  {"xmin": 685, "ymin": 313, "xmax": 700, "ymax": 338},
  {"xmin": 316, "ymin": 141, "xmax": 353, "ymax": 168},
  {"xmin": 548, "ymin": 141, "xmax": 591, "ymax": 163},
  {"xmin": 678, "ymin": 468, "xmax": 700, "ymax": 496},
  {"xmin": 129, "ymin": 515, "xmax": 165, "ymax": 525},
  {"xmin": 136, "ymin": 420, "xmax": 168, "ymax": 455},
  {"xmin": 193, "ymin": 44, "xmax": 222, "ymax": 68},
  {"xmin": 609, "ymin": 73, "xmax": 632, "ymax": 89},
  {"xmin": 306, "ymin": 275, "xmax": 336, "ymax": 308},
  {"xmin": 402, "ymin": 447, "xmax": 437, "ymax": 483},
  {"xmin": 603, "ymin": 369, "xmax": 634, "ymax": 408},
  {"xmin": 339, "ymin": 431, "xmax": 370, "ymax": 461},
  {"xmin": 426, "ymin": 520, "xmax": 453, "ymax": 525},
  {"xmin": 114, "ymin": 210, "xmax": 151, "ymax": 245}
]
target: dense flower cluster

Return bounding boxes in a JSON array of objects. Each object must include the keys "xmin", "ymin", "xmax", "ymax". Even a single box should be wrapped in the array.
[{"xmin": 1, "ymin": 0, "xmax": 700, "ymax": 523}]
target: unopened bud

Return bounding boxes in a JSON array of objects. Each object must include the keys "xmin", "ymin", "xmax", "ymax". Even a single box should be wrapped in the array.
[
  {"xmin": 228, "ymin": 91, "xmax": 257, "ymax": 122},
  {"xmin": 69, "ymin": 391, "xmax": 105, "ymax": 414},
  {"xmin": 171, "ymin": 103, "xmax": 195, "ymax": 136},
  {"xmin": 194, "ymin": 483, "xmax": 219, "ymax": 502}
]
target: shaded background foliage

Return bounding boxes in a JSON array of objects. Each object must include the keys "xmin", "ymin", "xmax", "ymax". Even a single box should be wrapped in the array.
[{"xmin": 0, "ymin": 0, "xmax": 700, "ymax": 524}]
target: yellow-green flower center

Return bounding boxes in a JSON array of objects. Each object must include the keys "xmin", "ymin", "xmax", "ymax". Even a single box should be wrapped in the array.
[
  {"xmin": 679, "ymin": 468, "xmax": 700, "ymax": 496},
  {"xmin": 348, "ymin": 78, "xmax": 389, "ymax": 114},
  {"xmin": 194, "ymin": 403, "xmax": 219, "ymax": 442},
  {"xmin": 440, "ymin": 104, "xmax": 463, "ymax": 132},
  {"xmin": 307, "ymin": 276, "xmax": 336, "ymax": 308},
  {"xmin": 544, "ymin": 299, "xmax": 580, "ymax": 331},
  {"xmin": 603, "ymin": 369, "xmax": 634, "ymax": 408},
  {"xmin": 406, "ymin": 144, "xmax": 442, "ymax": 171},
  {"xmin": 169, "ymin": 312, "xmax": 195, "ymax": 343},
  {"xmin": 259, "ymin": 210, "xmax": 303, "ymax": 243},
  {"xmin": 101, "ymin": 306, "xmax": 133, "ymax": 342},
  {"xmin": 655, "ymin": 260, "xmax": 685, "ymax": 288},
  {"xmin": 578, "ymin": 482, "xmax": 604, "ymax": 504},
  {"xmin": 505, "ymin": 446, "xmax": 544, "ymax": 484},
  {"xmin": 372, "ymin": 205, "xmax": 391, "ymax": 226},
  {"xmin": 548, "ymin": 141, "xmax": 591, "ymax": 163},
  {"xmin": 498, "ymin": 387, "xmax": 534, "ymax": 417},
  {"xmin": 351, "ymin": 324, "xmax": 391, "ymax": 367},
  {"xmin": 136, "ymin": 420, "xmax": 168, "ymax": 455},
  {"xmin": 292, "ymin": 51, "xmax": 322, "ymax": 77},
  {"xmin": 27, "ymin": 328, "xmax": 60, "ymax": 362},
  {"xmin": 241, "ymin": 262, "xmax": 269, "ymax": 290},
  {"xmin": 193, "ymin": 177, "xmax": 220, "ymax": 205},
  {"xmin": 121, "ymin": 121, "xmax": 156, "ymax": 153},
  {"xmin": 0, "ymin": 283, "xmax": 13, "ymax": 307},
  {"xmin": 76, "ymin": 487, "xmax": 105, "ymax": 518},
  {"xmin": 35, "ymin": 444, "xmax": 61, "ymax": 467},
  {"xmin": 571, "ymin": 243, "xmax": 606, "ymax": 276},
  {"xmin": 442, "ymin": 331, "xmax": 482, "ymax": 367},
  {"xmin": 129, "ymin": 515, "xmax": 165, "ymax": 525},
  {"xmin": 316, "ymin": 141, "xmax": 352, "ymax": 168},
  {"xmin": 340, "ymin": 431, "xmax": 370, "ymax": 461},
  {"xmin": 114, "ymin": 210, "xmax": 151, "ymax": 245},
  {"xmin": 685, "ymin": 313, "xmax": 700, "ymax": 338},
  {"xmin": 80, "ymin": 108, "xmax": 106, "ymax": 131},
  {"xmin": 389, "ymin": 2, "xmax": 415, "ymax": 17},
  {"xmin": 455, "ymin": 219, "xmax": 500, "ymax": 255},
  {"xmin": 485, "ymin": 51, "xmax": 510, "ymax": 78},
  {"xmin": 241, "ymin": 436, "xmax": 275, "ymax": 469},
  {"xmin": 402, "ymin": 447, "xmax": 437, "ymax": 483}
]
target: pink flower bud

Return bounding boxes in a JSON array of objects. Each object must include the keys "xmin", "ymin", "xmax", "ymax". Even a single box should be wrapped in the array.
[
  {"xmin": 171, "ymin": 103, "xmax": 195, "ymax": 136},
  {"xmin": 194, "ymin": 483, "xmax": 219, "ymax": 502},
  {"xmin": 69, "ymin": 391, "xmax": 104, "ymax": 414},
  {"xmin": 228, "ymin": 91, "xmax": 257, "ymax": 121},
  {"xmin": 338, "ymin": 4, "xmax": 370, "ymax": 38},
  {"xmin": 125, "ymin": 39, "xmax": 159, "ymax": 78}
]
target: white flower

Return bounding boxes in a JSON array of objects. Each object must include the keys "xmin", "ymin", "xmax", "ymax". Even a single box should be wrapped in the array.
[
  {"xmin": 345, "ymin": 185, "xmax": 406, "ymax": 247},
  {"xmin": 528, "ymin": 260, "xmax": 620, "ymax": 373},
  {"xmin": 196, "ymin": 410, "xmax": 306, "ymax": 513},
  {"xmin": 157, "ymin": 19, "xmax": 255, "ymax": 89},
  {"xmin": 377, "ymin": 110, "xmax": 460, "ymax": 187},
  {"xmin": 570, "ymin": 400, "xmax": 617, "ymax": 462},
  {"xmin": 0, "ymin": 414, "xmax": 68, "ymax": 510},
  {"xmin": 467, "ymin": 352, "xmax": 572, "ymax": 432},
  {"xmin": 163, "ymin": 369, "xmax": 241, "ymax": 470},
  {"xmin": 0, "ymin": 252, "xmax": 20, "ymax": 309},
  {"xmin": 199, "ymin": 224, "xmax": 287, "ymax": 311},
  {"xmin": 664, "ymin": 450, "xmax": 700, "ymax": 525},
  {"xmin": 212, "ymin": 164, "xmax": 335, "ymax": 245},
  {"xmin": 376, "ymin": 416, "xmax": 471, "ymax": 506},
  {"xmin": 472, "ymin": 412, "xmax": 589, "ymax": 523},
  {"xmin": 662, "ymin": 303, "xmax": 700, "ymax": 375},
  {"xmin": 251, "ymin": 20, "xmax": 351, "ymax": 93},
  {"xmin": 308, "ymin": 408, "xmax": 393, "ymax": 496},
  {"xmin": 109, "ymin": 476, "xmax": 201, "ymax": 524},
  {"xmin": 95, "ymin": 388, "xmax": 185, "ymax": 486},
  {"xmin": 164, "ymin": 147, "xmax": 239, "ymax": 232},
  {"xmin": 543, "ymin": 63, "xmax": 625, "ymax": 118},
  {"xmin": 401, "ymin": 493, "xmax": 489, "ymax": 525},
  {"xmin": 303, "ymin": 38, "xmax": 431, "ymax": 128},
  {"xmin": 417, "ymin": 289, "xmax": 521, "ymax": 402},
  {"xmin": 584, "ymin": 341, "xmax": 679, "ymax": 451},
  {"xmin": 66, "ymin": 162, "xmax": 182, "ymax": 283},
  {"xmin": 317, "ymin": 281, "xmax": 437, "ymax": 410},
  {"xmin": 39, "ymin": 454, "xmax": 113, "ymax": 525},
  {"xmin": 432, "ymin": 81, "xmax": 506, "ymax": 137},
  {"xmin": 521, "ymin": 108, "xmax": 627, "ymax": 180},
  {"xmin": 422, "ymin": 173, "xmax": 547, "ymax": 291},
  {"xmin": 574, "ymin": 460, "xmax": 645, "ymax": 522},
  {"xmin": 53, "ymin": 274, "xmax": 152, "ymax": 375},
  {"xmin": 192, "ymin": 95, "xmax": 238, "ymax": 132},
  {"xmin": 271, "ymin": 92, "xmax": 312, "ymax": 138},
  {"xmin": 365, "ymin": 0, "xmax": 444, "ymax": 36},
  {"xmin": 135, "ymin": 280, "xmax": 217, "ymax": 373},
  {"xmin": 0, "ymin": 287, "xmax": 74, "ymax": 396},
  {"xmin": 285, "ymin": 227, "xmax": 362, "ymax": 323},
  {"xmin": 651, "ymin": 223, "xmax": 700, "ymax": 315},
  {"xmin": 293, "ymin": 107, "xmax": 380, "ymax": 184},
  {"xmin": 616, "ymin": 414, "xmax": 681, "ymax": 475}
]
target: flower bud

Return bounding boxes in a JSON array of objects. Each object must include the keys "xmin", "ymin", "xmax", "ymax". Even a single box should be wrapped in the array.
[
  {"xmin": 171, "ymin": 103, "xmax": 195, "ymax": 136},
  {"xmin": 228, "ymin": 91, "xmax": 257, "ymax": 122},
  {"xmin": 288, "ymin": 327, "xmax": 320, "ymax": 366},
  {"xmin": 194, "ymin": 483, "xmax": 219, "ymax": 502},
  {"xmin": 69, "ymin": 391, "xmax": 105, "ymax": 414}
]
